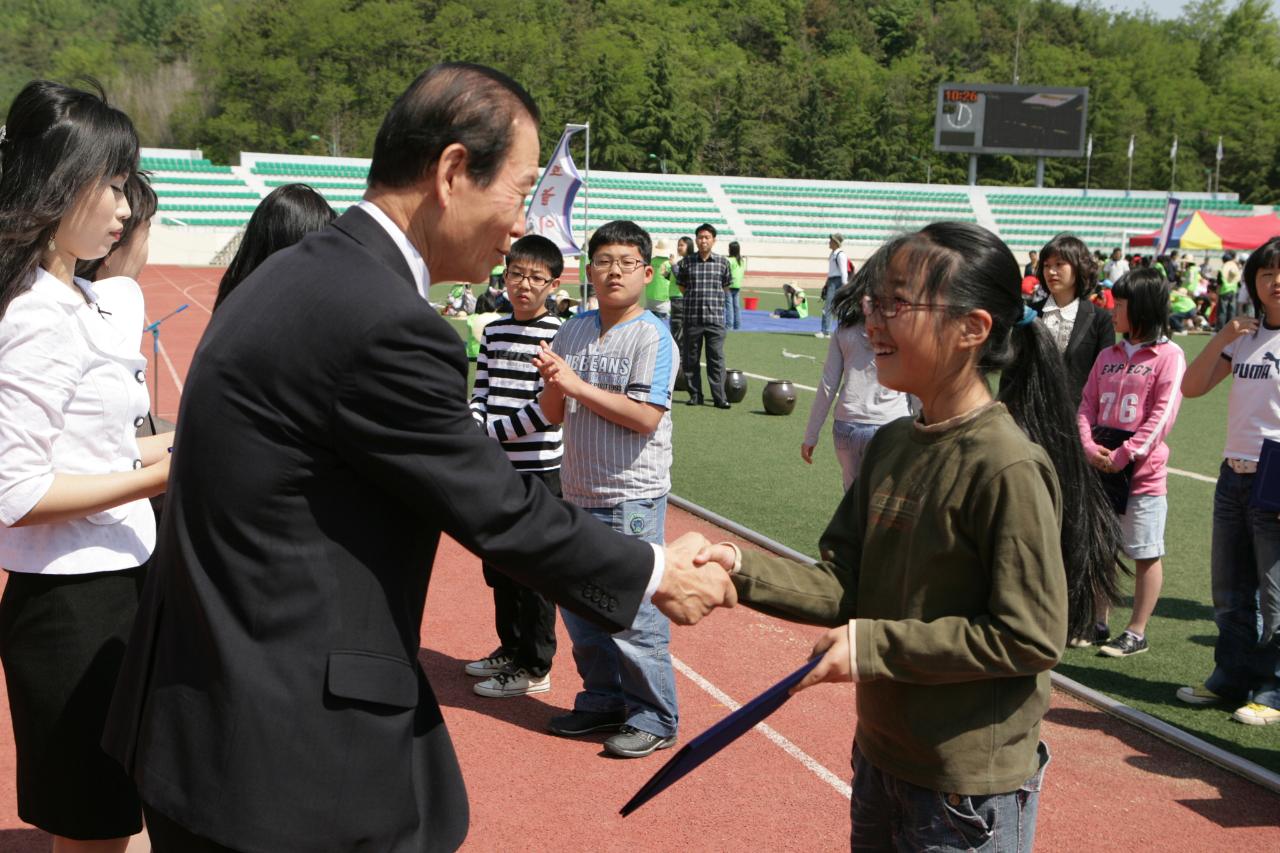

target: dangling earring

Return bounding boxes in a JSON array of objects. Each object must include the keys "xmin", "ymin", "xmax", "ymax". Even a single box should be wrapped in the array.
[{"xmin": 47, "ymin": 237, "xmax": 56, "ymax": 253}]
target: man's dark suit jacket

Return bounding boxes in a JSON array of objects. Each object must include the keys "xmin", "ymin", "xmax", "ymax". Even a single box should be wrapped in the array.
[
  {"xmin": 1032, "ymin": 296, "xmax": 1116, "ymax": 403},
  {"xmin": 103, "ymin": 207, "xmax": 654, "ymax": 852}
]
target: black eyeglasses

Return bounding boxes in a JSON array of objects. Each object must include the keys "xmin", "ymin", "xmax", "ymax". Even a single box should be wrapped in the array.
[
  {"xmin": 590, "ymin": 257, "xmax": 647, "ymax": 273},
  {"xmin": 504, "ymin": 269, "xmax": 552, "ymax": 288},
  {"xmin": 860, "ymin": 295, "xmax": 946, "ymax": 319}
]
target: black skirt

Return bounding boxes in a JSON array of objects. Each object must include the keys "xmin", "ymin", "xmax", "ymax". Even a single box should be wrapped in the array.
[{"xmin": 0, "ymin": 566, "xmax": 145, "ymax": 839}]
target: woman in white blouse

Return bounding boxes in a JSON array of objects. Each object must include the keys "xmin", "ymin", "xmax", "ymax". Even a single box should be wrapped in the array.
[{"xmin": 0, "ymin": 81, "xmax": 169, "ymax": 853}]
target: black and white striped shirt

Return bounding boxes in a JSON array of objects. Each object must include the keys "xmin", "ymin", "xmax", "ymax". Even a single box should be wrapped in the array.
[{"xmin": 470, "ymin": 314, "xmax": 563, "ymax": 472}]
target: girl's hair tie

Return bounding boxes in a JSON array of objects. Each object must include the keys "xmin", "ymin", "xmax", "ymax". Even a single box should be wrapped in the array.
[{"xmin": 1016, "ymin": 305, "xmax": 1036, "ymax": 327}]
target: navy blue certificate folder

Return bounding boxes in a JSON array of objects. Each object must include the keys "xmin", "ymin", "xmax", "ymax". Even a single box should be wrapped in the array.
[
  {"xmin": 1250, "ymin": 438, "xmax": 1280, "ymax": 511},
  {"xmin": 620, "ymin": 656, "xmax": 821, "ymax": 816}
]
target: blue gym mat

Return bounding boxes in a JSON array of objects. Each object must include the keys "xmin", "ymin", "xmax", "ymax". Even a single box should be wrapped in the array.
[{"xmin": 734, "ymin": 309, "xmax": 822, "ymax": 334}]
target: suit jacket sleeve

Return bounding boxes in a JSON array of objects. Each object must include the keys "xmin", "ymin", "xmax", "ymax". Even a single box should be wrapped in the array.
[{"xmin": 330, "ymin": 305, "xmax": 652, "ymax": 631}]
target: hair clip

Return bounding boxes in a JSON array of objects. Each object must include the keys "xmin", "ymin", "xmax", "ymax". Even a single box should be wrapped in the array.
[{"xmin": 0, "ymin": 124, "xmax": 6, "ymax": 145}]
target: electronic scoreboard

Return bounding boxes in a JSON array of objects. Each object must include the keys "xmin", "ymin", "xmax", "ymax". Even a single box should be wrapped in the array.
[{"xmin": 934, "ymin": 84, "xmax": 1088, "ymax": 157}]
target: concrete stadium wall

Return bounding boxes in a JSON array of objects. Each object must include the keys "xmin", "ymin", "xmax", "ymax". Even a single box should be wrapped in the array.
[{"xmin": 149, "ymin": 223, "xmax": 241, "ymax": 266}]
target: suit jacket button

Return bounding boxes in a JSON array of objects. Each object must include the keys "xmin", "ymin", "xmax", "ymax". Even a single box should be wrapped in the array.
[{"xmin": 607, "ymin": 599, "xmax": 616, "ymax": 612}]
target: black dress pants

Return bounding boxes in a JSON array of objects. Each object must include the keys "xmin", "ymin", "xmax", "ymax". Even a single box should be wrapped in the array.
[
  {"xmin": 479, "ymin": 468, "xmax": 559, "ymax": 675},
  {"xmin": 682, "ymin": 321, "xmax": 727, "ymax": 405}
]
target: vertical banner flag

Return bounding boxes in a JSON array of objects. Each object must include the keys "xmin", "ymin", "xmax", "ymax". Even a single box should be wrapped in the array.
[
  {"xmin": 1216, "ymin": 136, "xmax": 1224, "ymax": 162},
  {"xmin": 1156, "ymin": 197, "xmax": 1181, "ymax": 255},
  {"xmin": 1086, "ymin": 134, "xmax": 1093, "ymax": 158},
  {"xmin": 525, "ymin": 125, "xmax": 586, "ymax": 256},
  {"xmin": 1127, "ymin": 135, "xmax": 1135, "ymax": 160},
  {"xmin": 1170, "ymin": 136, "xmax": 1178, "ymax": 160}
]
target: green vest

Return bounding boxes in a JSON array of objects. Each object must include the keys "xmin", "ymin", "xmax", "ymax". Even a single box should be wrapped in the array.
[
  {"xmin": 728, "ymin": 257, "xmax": 745, "ymax": 290},
  {"xmin": 646, "ymin": 258, "xmax": 671, "ymax": 302}
]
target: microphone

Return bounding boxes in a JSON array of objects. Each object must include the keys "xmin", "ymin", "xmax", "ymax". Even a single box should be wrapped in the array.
[{"xmin": 145, "ymin": 303, "xmax": 189, "ymax": 333}]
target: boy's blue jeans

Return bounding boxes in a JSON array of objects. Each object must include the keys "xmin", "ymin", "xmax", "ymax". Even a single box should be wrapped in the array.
[
  {"xmin": 559, "ymin": 495, "xmax": 678, "ymax": 738},
  {"xmin": 1206, "ymin": 463, "xmax": 1280, "ymax": 709},
  {"xmin": 850, "ymin": 743, "xmax": 1049, "ymax": 852}
]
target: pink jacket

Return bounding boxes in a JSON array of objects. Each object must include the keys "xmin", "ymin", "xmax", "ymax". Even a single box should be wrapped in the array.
[{"xmin": 1077, "ymin": 340, "xmax": 1185, "ymax": 496}]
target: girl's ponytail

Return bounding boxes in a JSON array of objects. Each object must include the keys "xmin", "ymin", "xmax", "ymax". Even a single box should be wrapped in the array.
[
  {"xmin": 996, "ymin": 316, "xmax": 1125, "ymax": 637},
  {"xmin": 904, "ymin": 222, "xmax": 1123, "ymax": 638}
]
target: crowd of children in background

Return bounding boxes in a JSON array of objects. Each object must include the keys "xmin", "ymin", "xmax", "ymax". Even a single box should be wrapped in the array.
[
  {"xmin": 421, "ymin": 203, "xmax": 1280, "ymax": 853},
  {"xmin": 1026, "ymin": 244, "xmax": 1249, "ymax": 336}
]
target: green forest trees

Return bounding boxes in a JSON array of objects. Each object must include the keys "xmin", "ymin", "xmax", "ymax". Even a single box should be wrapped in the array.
[{"xmin": 3, "ymin": 0, "xmax": 1280, "ymax": 201}]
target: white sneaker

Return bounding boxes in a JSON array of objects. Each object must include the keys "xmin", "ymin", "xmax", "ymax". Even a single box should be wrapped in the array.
[
  {"xmin": 814, "ymin": 332, "xmax": 827, "ymax": 339},
  {"xmin": 474, "ymin": 668, "xmax": 550, "ymax": 698},
  {"xmin": 464, "ymin": 649, "xmax": 513, "ymax": 677}
]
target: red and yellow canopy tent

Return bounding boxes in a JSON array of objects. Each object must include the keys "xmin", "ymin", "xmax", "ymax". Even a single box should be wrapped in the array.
[{"xmin": 1130, "ymin": 210, "xmax": 1280, "ymax": 251}]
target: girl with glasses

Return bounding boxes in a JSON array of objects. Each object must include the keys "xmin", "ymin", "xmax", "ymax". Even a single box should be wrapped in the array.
[{"xmin": 702, "ymin": 221, "xmax": 1120, "ymax": 851}]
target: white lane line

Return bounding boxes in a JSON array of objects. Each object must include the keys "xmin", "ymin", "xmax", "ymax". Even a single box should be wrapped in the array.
[
  {"xmin": 1168, "ymin": 467, "xmax": 1216, "ymax": 484},
  {"xmin": 158, "ymin": 338, "xmax": 185, "ymax": 392},
  {"xmin": 697, "ymin": 362, "xmax": 818, "ymax": 393},
  {"xmin": 742, "ymin": 370, "xmax": 817, "ymax": 392},
  {"xmin": 670, "ymin": 655, "xmax": 853, "ymax": 800}
]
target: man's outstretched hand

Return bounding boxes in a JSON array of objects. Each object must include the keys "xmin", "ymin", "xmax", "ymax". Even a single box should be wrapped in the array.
[{"xmin": 653, "ymin": 532, "xmax": 737, "ymax": 625}]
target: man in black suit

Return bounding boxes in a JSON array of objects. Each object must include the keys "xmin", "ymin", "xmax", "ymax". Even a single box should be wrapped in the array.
[{"xmin": 103, "ymin": 63, "xmax": 736, "ymax": 853}]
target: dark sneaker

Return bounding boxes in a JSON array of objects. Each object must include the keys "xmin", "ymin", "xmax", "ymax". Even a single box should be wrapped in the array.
[
  {"xmin": 1098, "ymin": 631, "xmax": 1148, "ymax": 658},
  {"xmin": 464, "ymin": 649, "xmax": 513, "ymax": 677},
  {"xmin": 473, "ymin": 668, "xmax": 550, "ymax": 698},
  {"xmin": 1175, "ymin": 683, "xmax": 1223, "ymax": 706},
  {"xmin": 604, "ymin": 725, "xmax": 677, "ymax": 758},
  {"xmin": 1068, "ymin": 623, "xmax": 1110, "ymax": 648},
  {"xmin": 547, "ymin": 709, "xmax": 627, "ymax": 737}
]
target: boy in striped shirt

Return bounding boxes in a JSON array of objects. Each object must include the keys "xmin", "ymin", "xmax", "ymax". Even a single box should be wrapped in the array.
[
  {"xmin": 533, "ymin": 220, "xmax": 681, "ymax": 758},
  {"xmin": 464, "ymin": 234, "xmax": 565, "ymax": 698}
]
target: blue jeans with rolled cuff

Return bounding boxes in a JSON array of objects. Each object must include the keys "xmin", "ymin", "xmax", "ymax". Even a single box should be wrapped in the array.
[{"xmin": 559, "ymin": 495, "xmax": 678, "ymax": 738}]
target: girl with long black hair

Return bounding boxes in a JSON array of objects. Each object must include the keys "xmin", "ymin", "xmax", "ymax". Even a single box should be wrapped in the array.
[
  {"xmin": 213, "ymin": 182, "xmax": 335, "ymax": 309},
  {"xmin": 0, "ymin": 80, "xmax": 169, "ymax": 852}
]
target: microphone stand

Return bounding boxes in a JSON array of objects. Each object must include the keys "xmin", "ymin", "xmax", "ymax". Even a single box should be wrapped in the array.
[{"xmin": 145, "ymin": 304, "xmax": 189, "ymax": 416}]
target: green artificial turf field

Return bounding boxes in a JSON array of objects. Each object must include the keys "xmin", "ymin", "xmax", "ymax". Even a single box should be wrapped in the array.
[{"xmin": 448, "ymin": 295, "xmax": 1277, "ymax": 774}]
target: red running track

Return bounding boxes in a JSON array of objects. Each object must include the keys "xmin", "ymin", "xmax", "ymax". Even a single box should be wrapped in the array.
[{"xmin": 1, "ymin": 266, "xmax": 1277, "ymax": 851}]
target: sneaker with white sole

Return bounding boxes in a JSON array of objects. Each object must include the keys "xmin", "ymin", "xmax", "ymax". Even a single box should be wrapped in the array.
[
  {"xmin": 1098, "ymin": 631, "xmax": 1148, "ymax": 658},
  {"xmin": 1232, "ymin": 702, "xmax": 1280, "ymax": 726},
  {"xmin": 1176, "ymin": 683, "xmax": 1223, "ymax": 705},
  {"xmin": 464, "ymin": 649, "xmax": 514, "ymax": 677},
  {"xmin": 473, "ymin": 667, "xmax": 550, "ymax": 698},
  {"xmin": 604, "ymin": 725, "xmax": 677, "ymax": 758}
]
